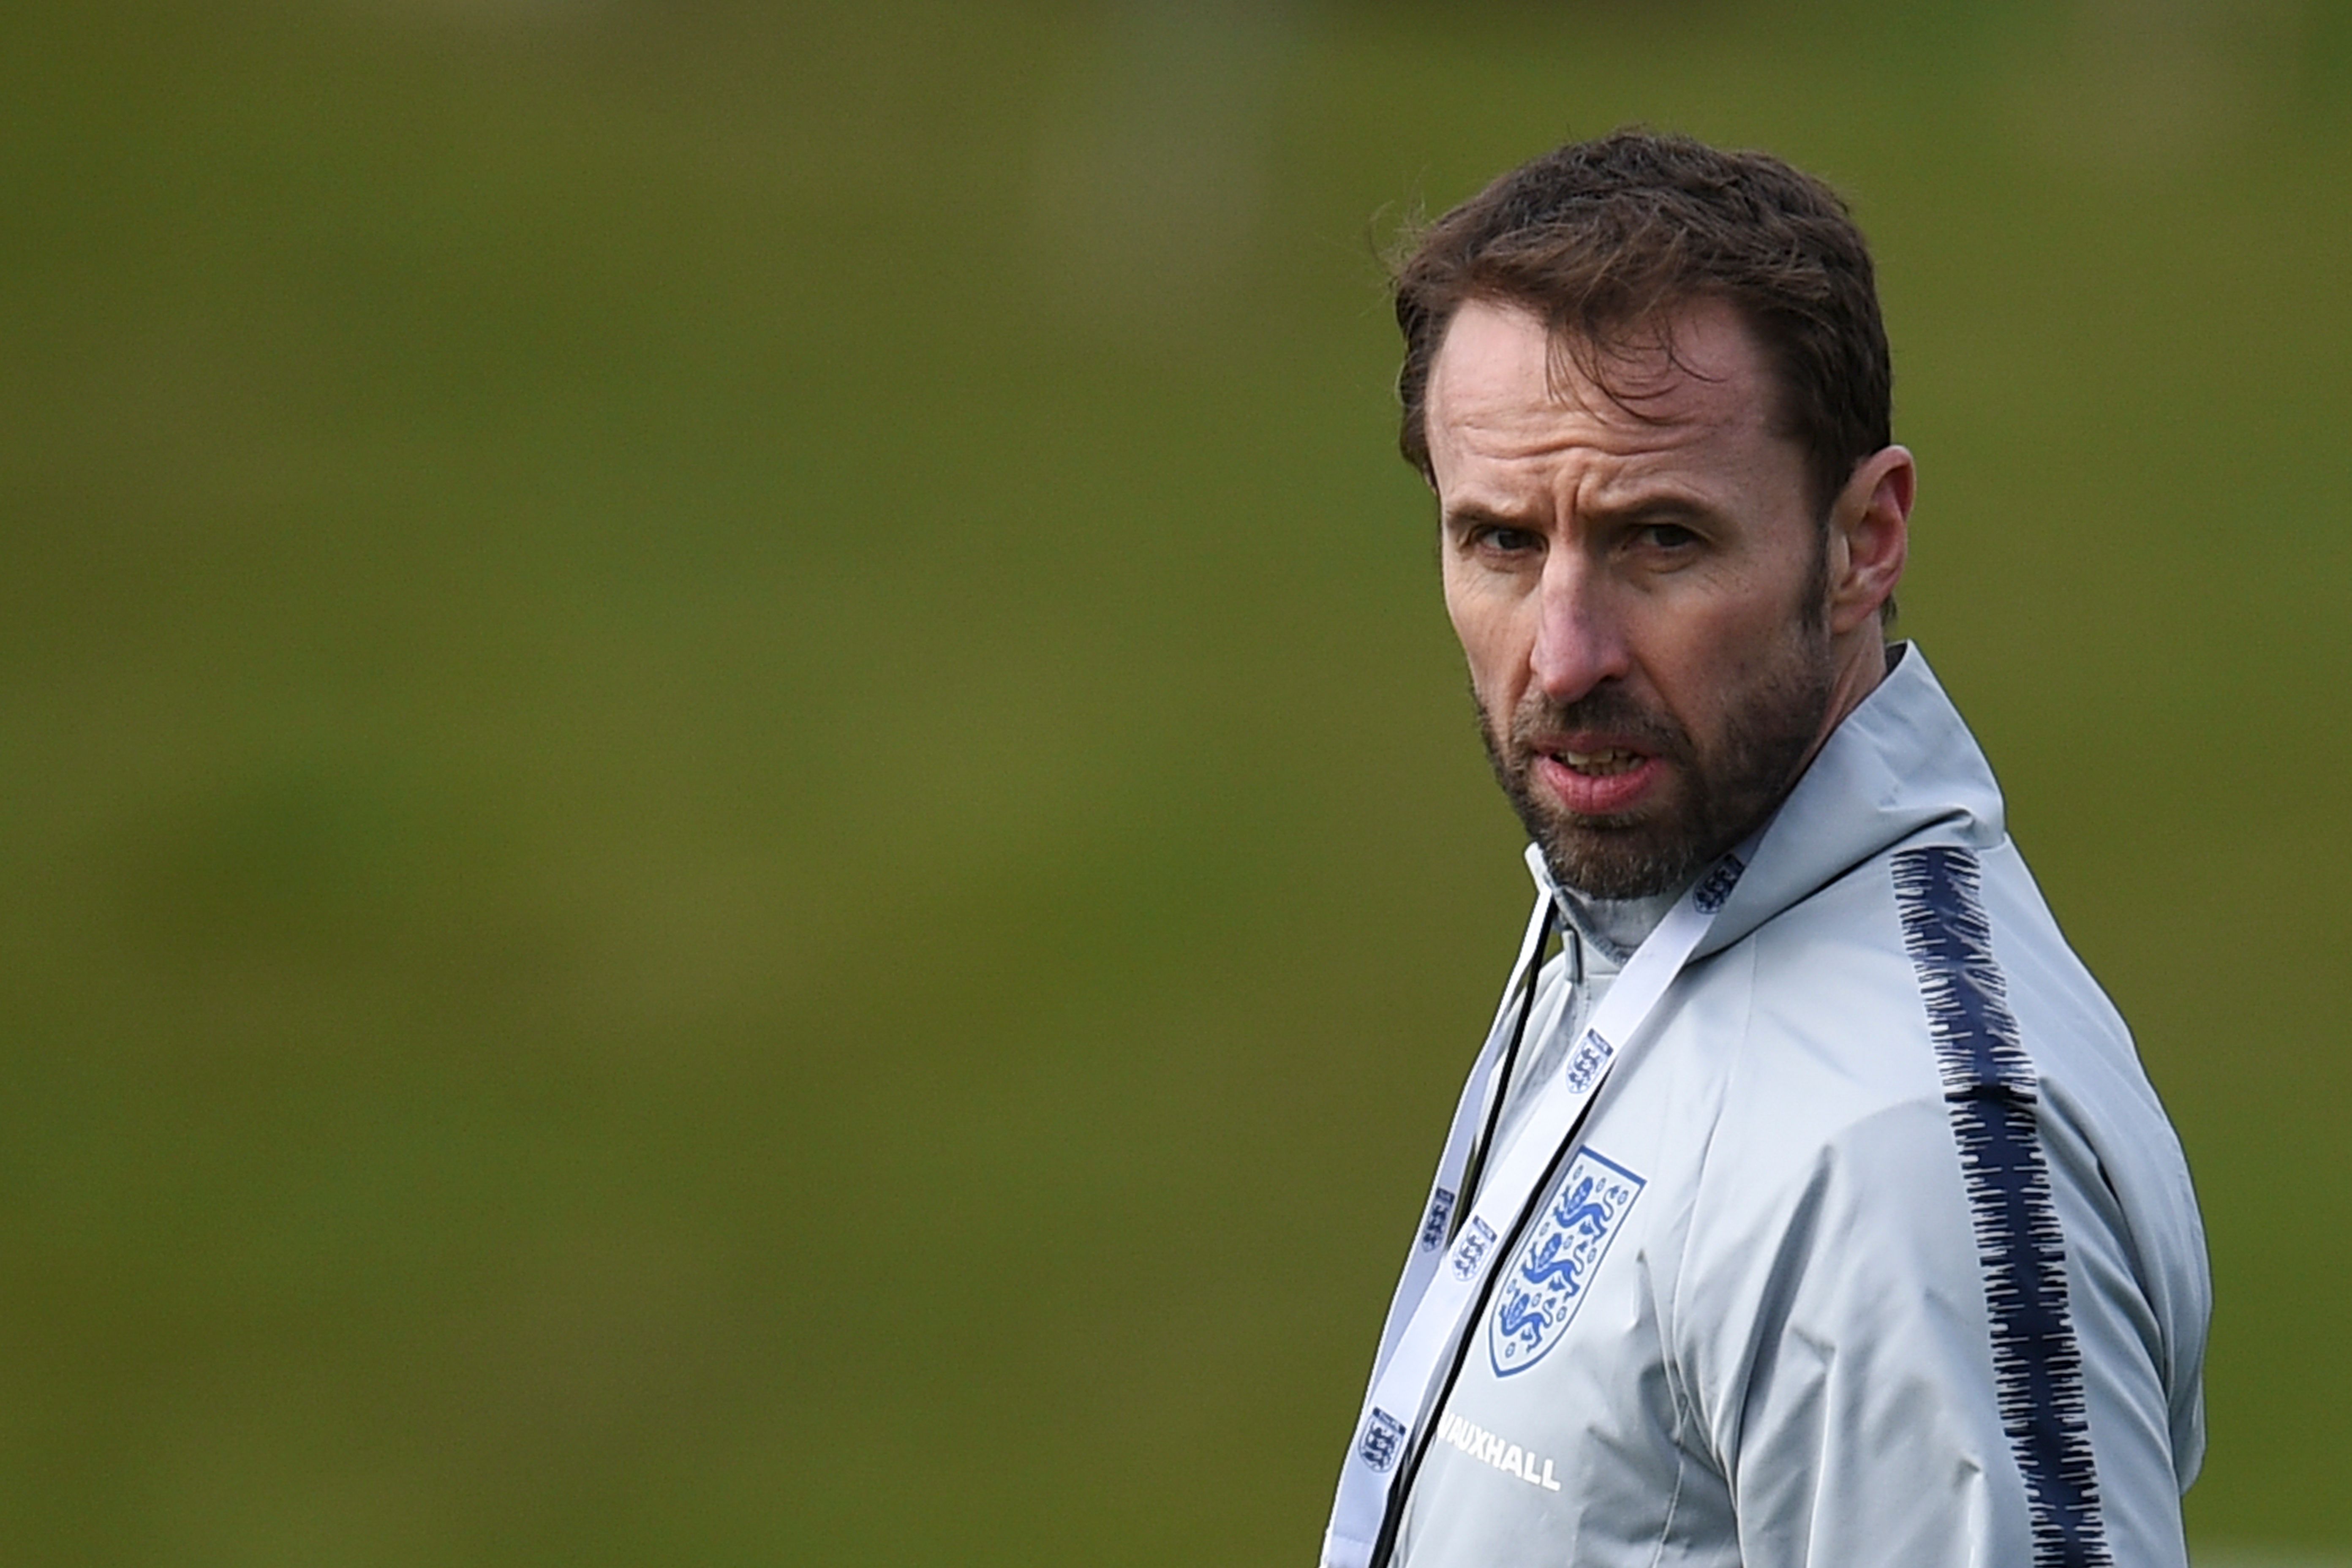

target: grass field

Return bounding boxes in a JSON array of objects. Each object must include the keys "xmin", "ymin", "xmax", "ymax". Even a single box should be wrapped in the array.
[{"xmin": 3, "ymin": 1, "xmax": 2347, "ymax": 1562}]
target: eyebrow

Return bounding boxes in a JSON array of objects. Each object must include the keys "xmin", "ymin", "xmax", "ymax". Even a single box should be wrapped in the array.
[{"xmin": 1586, "ymin": 493, "xmax": 1720, "ymax": 525}]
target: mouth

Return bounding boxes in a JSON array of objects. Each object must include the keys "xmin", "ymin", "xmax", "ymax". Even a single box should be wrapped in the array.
[
  {"xmin": 1530, "ymin": 740, "xmax": 1664, "ymax": 817},
  {"xmin": 1553, "ymin": 746, "xmax": 1648, "ymax": 776}
]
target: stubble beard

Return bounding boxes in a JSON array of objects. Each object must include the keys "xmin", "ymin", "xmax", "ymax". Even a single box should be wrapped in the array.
[{"xmin": 1477, "ymin": 617, "xmax": 1837, "ymax": 902}]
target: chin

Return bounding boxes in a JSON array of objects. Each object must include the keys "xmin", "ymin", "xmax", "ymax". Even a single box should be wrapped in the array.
[
  {"xmin": 1545, "ymin": 849, "xmax": 1704, "ymax": 902},
  {"xmin": 1532, "ymin": 818, "xmax": 1712, "ymax": 902}
]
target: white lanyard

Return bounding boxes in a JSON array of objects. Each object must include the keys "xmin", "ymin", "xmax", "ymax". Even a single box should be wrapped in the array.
[
  {"xmin": 1358, "ymin": 883, "xmax": 1558, "ymax": 1391},
  {"xmin": 1320, "ymin": 843, "xmax": 1750, "ymax": 1568}
]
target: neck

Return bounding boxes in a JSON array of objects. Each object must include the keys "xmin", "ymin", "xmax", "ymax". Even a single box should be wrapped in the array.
[
  {"xmin": 1555, "ymin": 881, "xmax": 1684, "ymax": 963},
  {"xmin": 1799, "ymin": 632, "xmax": 1895, "ymax": 777}
]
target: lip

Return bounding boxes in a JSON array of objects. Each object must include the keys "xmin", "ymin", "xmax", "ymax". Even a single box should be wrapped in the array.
[{"xmin": 1530, "ymin": 738, "xmax": 1664, "ymax": 816}]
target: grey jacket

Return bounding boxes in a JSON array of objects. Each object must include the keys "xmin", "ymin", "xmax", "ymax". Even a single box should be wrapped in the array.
[{"xmin": 1388, "ymin": 645, "xmax": 2208, "ymax": 1568}]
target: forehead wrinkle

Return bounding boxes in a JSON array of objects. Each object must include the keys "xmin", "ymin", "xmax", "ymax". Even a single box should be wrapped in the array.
[
  {"xmin": 1432, "ymin": 375, "xmax": 1708, "ymax": 472},
  {"xmin": 1436, "ymin": 392, "xmax": 1743, "ymax": 509},
  {"xmin": 1427, "ymin": 301, "xmax": 1792, "ymax": 515}
]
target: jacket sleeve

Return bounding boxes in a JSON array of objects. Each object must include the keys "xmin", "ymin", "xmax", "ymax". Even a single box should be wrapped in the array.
[{"xmin": 1669, "ymin": 1092, "xmax": 2190, "ymax": 1568}]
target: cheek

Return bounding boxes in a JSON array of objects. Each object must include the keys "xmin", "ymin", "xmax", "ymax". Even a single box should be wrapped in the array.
[
  {"xmin": 1443, "ymin": 588, "xmax": 1526, "ymax": 707},
  {"xmin": 1641, "ymin": 594, "xmax": 1785, "ymax": 715},
  {"xmin": 1666, "ymin": 594, "xmax": 1818, "ymax": 728}
]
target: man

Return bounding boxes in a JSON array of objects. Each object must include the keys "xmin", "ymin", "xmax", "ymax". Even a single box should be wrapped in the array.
[{"xmin": 1321, "ymin": 131, "xmax": 2208, "ymax": 1568}]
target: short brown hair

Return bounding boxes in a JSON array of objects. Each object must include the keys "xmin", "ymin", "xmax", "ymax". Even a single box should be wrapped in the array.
[{"xmin": 1393, "ymin": 129, "xmax": 1892, "ymax": 516}]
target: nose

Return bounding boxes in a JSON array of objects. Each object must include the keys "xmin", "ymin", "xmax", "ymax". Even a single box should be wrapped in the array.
[{"xmin": 1528, "ymin": 552, "xmax": 1630, "ymax": 705}]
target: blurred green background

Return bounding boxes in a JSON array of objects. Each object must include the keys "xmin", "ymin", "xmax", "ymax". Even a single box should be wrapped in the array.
[{"xmin": 3, "ymin": 1, "xmax": 2347, "ymax": 1563}]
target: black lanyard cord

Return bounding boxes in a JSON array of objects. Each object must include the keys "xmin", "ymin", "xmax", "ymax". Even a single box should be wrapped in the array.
[{"xmin": 1448, "ymin": 900, "xmax": 1566, "ymax": 1243}]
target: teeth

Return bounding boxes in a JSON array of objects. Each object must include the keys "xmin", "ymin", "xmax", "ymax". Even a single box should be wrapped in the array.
[{"xmin": 1560, "ymin": 749, "xmax": 1643, "ymax": 775}]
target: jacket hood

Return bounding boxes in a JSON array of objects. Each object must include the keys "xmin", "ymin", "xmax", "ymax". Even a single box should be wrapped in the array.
[{"xmin": 1693, "ymin": 643, "xmax": 2005, "ymax": 959}]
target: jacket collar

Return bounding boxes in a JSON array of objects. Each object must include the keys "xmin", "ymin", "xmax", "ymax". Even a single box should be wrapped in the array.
[
  {"xmin": 1693, "ymin": 642, "xmax": 2005, "ymax": 959},
  {"xmin": 1519, "ymin": 644, "xmax": 2006, "ymax": 963}
]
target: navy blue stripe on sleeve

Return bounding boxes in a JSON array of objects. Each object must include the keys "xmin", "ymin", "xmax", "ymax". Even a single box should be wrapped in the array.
[{"xmin": 1893, "ymin": 845, "xmax": 2110, "ymax": 1568}]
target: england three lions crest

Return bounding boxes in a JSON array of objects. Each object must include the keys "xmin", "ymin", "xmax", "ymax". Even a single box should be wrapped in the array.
[{"xmin": 1489, "ymin": 1149, "xmax": 1646, "ymax": 1377}]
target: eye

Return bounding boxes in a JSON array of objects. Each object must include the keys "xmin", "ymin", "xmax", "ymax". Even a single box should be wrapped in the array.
[
  {"xmin": 1468, "ymin": 523, "xmax": 1545, "ymax": 557},
  {"xmin": 1635, "ymin": 521, "xmax": 1700, "ymax": 551}
]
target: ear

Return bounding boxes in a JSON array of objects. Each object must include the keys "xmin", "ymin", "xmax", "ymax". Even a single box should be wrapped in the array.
[{"xmin": 1826, "ymin": 445, "xmax": 1914, "ymax": 635}]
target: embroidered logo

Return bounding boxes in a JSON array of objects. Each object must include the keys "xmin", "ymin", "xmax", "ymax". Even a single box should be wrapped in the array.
[
  {"xmin": 1561, "ymin": 1029, "xmax": 1613, "ymax": 1094},
  {"xmin": 1489, "ymin": 1149, "xmax": 1646, "ymax": 1376},
  {"xmin": 1358, "ymin": 1407, "xmax": 1407, "ymax": 1473},
  {"xmin": 1418, "ymin": 1187, "xmax": 1456, "ymax": 1253},
  {"xmin": 1693, "ymin": 852, "xmax": 1746, "ymax": 914},
  {"xmin": 1450, "ymin": 1216, "xmax": 1497, "ymax": 1282}
]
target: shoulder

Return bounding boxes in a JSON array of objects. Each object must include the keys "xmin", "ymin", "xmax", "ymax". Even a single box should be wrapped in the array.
[
  {"xmin": 1658, "ymin": 836, "xmax": 2182, "ymax": 1188},
  {"xmin": 1611, "ymin": 835, "xmax": 2184, "ymax": 1332},
  {"xmin": 1631, "ymin": 836, "xmax": 2207, "ymax": 1494}
]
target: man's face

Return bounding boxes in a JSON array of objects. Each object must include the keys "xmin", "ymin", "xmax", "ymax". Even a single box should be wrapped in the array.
[{"xmin": 1425, "ymin": 297, "xmax": 1844, "ymax": 901}]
